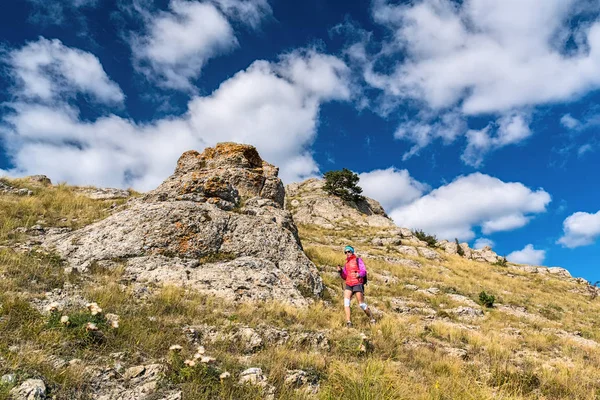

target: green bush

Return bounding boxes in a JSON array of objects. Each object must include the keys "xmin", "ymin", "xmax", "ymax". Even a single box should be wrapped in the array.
[
  {"xmin": 493, "ymin": 257, "xmax": 507, "ymax": 267},
  {"xmin": 323, "ymin": 169, "xmax": 365, "ymax": 203},
  {"xmin": 479, "ymin": 291, "xmax": 496, "ymax": 308},
  {"xmin": 413, "ymin": 230, "xmax": 437, "ymax": 247}
]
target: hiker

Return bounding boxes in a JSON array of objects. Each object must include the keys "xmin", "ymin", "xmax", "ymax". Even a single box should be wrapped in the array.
[{"xmin": 337, "ymin": 245, "xmax": 375, "ymax": 327}]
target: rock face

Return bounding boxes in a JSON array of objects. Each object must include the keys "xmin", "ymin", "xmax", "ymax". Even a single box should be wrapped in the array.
[
  {"xmin": 285, "ymin": 178, "xmax": 396, "ymax": 229},
  {"xmin": 45, "ymin": 143, "xmax": 323, "ymax": 306}
]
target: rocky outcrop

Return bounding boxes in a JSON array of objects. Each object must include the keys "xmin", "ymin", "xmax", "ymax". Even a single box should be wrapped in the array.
[
  {"xmin": 438, "ymin": 240, "xmax": 501, "ymax": 264},
  {"xmin": 73, "ymin": 187, "xmax": 131, "ymax": 200},
  {"xmin": 44, "ymin": 143, "xmax": 323, "ymax": 306},
  {"xmin": 285, "ymin": 178, "xmax": 396, "ymax": 229}
]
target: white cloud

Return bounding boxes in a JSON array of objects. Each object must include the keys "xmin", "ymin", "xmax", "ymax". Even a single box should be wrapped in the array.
[
  {"xmin": 347, "ymin": 0, "xmax": 600, "ymax": 164},
  {"xmin": 395, "ymin": 111, "xmax": 466, "ymax": 160},
  {"xmin": 506, "ymin": 244, "xmax": 546, "ymax": 265},
  {"xmin": 462, "ymin": 112, "xmax": 532, "ymax": 167},
  {"xmin": 1, "ymin": 43, "xmax": 351, "ymax": 190},
  {"xmin": 358, "ymin": 168, "xmax": 428, "ymax": 212},
  {"xmin": 7, "ymin": 37, "xmax": 124, "ymax": 104},
  {"xmin": 557, "ymin": 210, "xmax": 600, "ymax": 248},
  {"xmin": 369, "ymin": 0, "xmax": 600, "ymax": 114},
  {"xmin": 474, "ymin": 238, "xmax": 495, "ymax": 249},
  {"xmin": 578, "ymin": 143, "xmax": 594, "ymax": 157},
  {"xmin": 389, "ymin": 173, "xmax": 551, "ymax": 241},
  {"xmin": 131, "ymin": 0, "xmax": 271, "ymax": 91},
  {"xmin": 561, "ymin": 114, "xmax": 581, "ymax": 130}
]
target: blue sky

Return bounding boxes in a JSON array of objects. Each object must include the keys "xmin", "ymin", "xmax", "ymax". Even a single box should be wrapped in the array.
[{"xmin": 1, "ymin": 0, "xmax": 599, "ymax": 281}]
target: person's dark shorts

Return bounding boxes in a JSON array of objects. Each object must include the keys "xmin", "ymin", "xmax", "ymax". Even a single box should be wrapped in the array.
[{"xmin": 345, "ymin": 284, "xmax": 364, "ymax": 293}]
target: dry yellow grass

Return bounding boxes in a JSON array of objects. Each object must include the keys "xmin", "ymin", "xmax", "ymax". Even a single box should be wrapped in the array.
[{"xmin": 2, "ymin": 182, "xmax": 600, "ymax": 399}]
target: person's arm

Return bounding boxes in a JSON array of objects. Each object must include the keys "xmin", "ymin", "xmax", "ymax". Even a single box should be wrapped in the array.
[
  {"xmin": 357, "ymin": 258, "xmax": 367, "ymax": 277},
  {"xmin": 337, "ymin": 265, "xmax": 347, "ymax": 280}
]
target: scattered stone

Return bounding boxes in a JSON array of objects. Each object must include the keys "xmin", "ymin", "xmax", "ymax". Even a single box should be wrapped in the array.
[
  {"xmin": 449, "ymin": 307, "xmax": 484, "ymax": 319},
  {"xmin": 447, "ymin": 294, "xmax": 479, "ymax": 307},
  {"xmin": 74, "ymin": 187, "xmax": 131, "ymax": 200},
  {"xmin": 26, "ymin": 175, "xmax": 52, "ymax": 186},
  {"xmin": 396, "ymin": 245, "xmax": 419, "ymax": 257},
  {"xmin": 1, "ymin": 373, "xmax": 16, "ymax": 385},
  {"xmin": 9, "ymin": 379, "xmax": 46, "ymax": 400},
  {"xmin": 239, "ymin": 367, "xmax": 267, "ymax": 385},
  {"xmin": 417, "ymin": 247, "xmax": 440, "ymax": 260},
  {"xmin": 405, "ymin": 284, "xmax": 419, "ymax": 291}
]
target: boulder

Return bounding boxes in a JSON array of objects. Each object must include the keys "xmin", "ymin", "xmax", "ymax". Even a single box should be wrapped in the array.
[
  {"xmin": 74, "ymin": 187, "xmax": 131, "ymax": 200},
  {"xmin": 417, "ymin": 247, "xmax": 440, "ymax": 260},
  {"xmin": 9, "ymin": 379, "xmax": 46, "ymax": 400},
  {"xmin": 45, "ymin": 143, "xmax": 323, "ymax": 306},
  {"xmin": 285, "ymin": 178, "xmax": 396, "ymax": 229},
  {"xmin": 25, "ymin": 175, "xmax": 52, "ymax": 186},
  {"xmin": 470, "ymin": 246, "xmax": 500, "ymax": 263}
]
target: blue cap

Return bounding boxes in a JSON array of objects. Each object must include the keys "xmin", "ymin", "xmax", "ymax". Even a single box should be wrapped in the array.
[{"xmin": 344, "ymin": 245, "xmax": 354, "ymax": 253}]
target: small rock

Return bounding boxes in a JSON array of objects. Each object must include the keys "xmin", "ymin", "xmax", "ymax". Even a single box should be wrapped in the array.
[
  {"xmin": 9, "ymin": 379, "xmax": 46, "ymax": 400},
  {"xmin": 239, "ymin": 367, "xmax": 266, "ymax": 385},
  {"xmin": 404, "ymin": 284, "xmax": 419, "ymax": 291},
  {"xmin": 1, "ymin": 373, "xmax": 16, "ymax": 385},
  {"xmin": 124, "ymin": 365, "xmax": 146, "ymax": 380}
]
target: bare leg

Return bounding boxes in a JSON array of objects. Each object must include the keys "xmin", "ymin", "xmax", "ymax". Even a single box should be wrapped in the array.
[
  {"xmin": 344, "ymin": 289, "xmax": 353, "ymax": 323},
  {"xmin": 355, "ymin": 292, "xmax": 374, "ymax": 320}
]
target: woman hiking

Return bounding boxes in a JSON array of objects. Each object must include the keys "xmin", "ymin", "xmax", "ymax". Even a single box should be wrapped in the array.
[{"xmin": 337, "ymin": 245, "xmax": 375, "ymax": 327}]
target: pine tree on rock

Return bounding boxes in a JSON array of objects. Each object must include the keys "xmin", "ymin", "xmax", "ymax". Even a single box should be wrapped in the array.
[{"xmin": 323, "ymin": 169, "xmax": 365, "ymax": 203}]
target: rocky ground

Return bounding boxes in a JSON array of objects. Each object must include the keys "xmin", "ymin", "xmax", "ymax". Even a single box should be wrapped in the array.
[{"xmin": 1, "ymin": 143, "xmax": 600, "ymax": 399}]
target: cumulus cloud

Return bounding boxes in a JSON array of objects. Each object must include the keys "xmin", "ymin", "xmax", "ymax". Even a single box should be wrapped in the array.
[
  {"xmin": 345, "ymin": 0, "xmax": 600, "ymax": 165},
  {"xmin": 389, "ymin": 173, "xmax": 551, "ymax": 241},
  {"xmin": 1, "ymin": 41, "xmax": 351, "ymax": 190},
  {"xmin": 557, "ymin": 210, "xmax": 600, "ymax": 248},
  {"xmin": 462, "ymin": 112, "xmax": 532, "ymax": 167},
  {"xmin": 561, "ymin": 114, "xmax": 581, "ymax": 130},
  {"xmin": 6, "ymin": 37, "xmax": 124, "ymax": 104},
  {"xmin": 474, "ymin": 238, "xmax": 495, "ymax": 249},
  {"xmin": 506, "ymin": 244, "xmax": 546, "ymax": 265},
  {"xmin": 131, "ymin": 0, "xmax": 271, "ymax": 90},
  {"xmin": 358, "ymin": 168, "xmax": 428, "ymax": 212},
  {"xmin": 369, "ymin": 0, "xmax": 600, "ymax": 114}
]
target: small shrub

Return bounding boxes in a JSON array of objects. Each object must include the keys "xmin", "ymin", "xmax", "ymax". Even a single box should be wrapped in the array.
[
  {"xmin": 455, "ymin": 238, "xmax": 464, "ymax": 256},
  {"xmin": 494, "ymin": 257, "xmax": 507, "ymax": 267},
  {"xmin": 413, "ymin": 230, "xmax": 437, "ymax": 247},
  {"xmin": 323, "ymin": 169, "xmax": 365, "ymax": 203},
  {"xmin": 479, "ymin": 291, "xmax": 496, "ymax": 308}
]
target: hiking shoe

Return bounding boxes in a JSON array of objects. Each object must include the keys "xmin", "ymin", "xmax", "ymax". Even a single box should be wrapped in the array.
[{"xmin": 346, "ymin": 321, "xmax": 353, "ymax": 328}]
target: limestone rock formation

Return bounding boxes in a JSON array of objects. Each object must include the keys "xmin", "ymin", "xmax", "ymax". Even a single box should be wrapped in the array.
[
  {"xmin": 285, "ymin": 178, "xmax": 396, "ymax": 229},
  {"xmin": 44, "ymin": 143, "xmax": 323, "ymax": 306}
]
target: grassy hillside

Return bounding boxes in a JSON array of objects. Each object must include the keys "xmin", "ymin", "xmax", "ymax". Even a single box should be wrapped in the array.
[{"xmin": 1, "ymin": 179, "xmax": 599, "ymax": 399}]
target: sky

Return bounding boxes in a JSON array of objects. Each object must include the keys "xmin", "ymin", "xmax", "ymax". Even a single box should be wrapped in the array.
[{"xmin": 1, "ymin": 0, "xmax": 599, "ymax": 281}]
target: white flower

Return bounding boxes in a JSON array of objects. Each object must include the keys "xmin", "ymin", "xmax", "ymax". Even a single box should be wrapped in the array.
[
  {"xmin": 105, "ymin": 313, "xmax": 120, "ymax": 329},
  {"xmin": 60, "ymin": 315, "xmax": 70, "ymax": 325},
  {"xmin": 86, "ymin": 322, "xmax": 98, "ymax": 331},
  {"xmin": 200, "ymin": 356, "xmax": 216, "ymax": 364},
  {"xmin": 196, "ymin": 345, "xmax": 206, "ymax": 354},
  {"xmin": 220, "ymin": 371, "xmax": 231, "ymax": 380},
  {"xmin": 46, "ymin": 302, "xmax": 60, "ymax": 313},
  {"xmin": 169, "ymin": 344, "xmax": 183, "ymax": 352},
  {"xmin": 184, "ymin": 359, "xmax": 196, "ymax": 367},
  {"xmin": 86, "ymin": 302, "xmax": 103, "ymax": 316}
]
